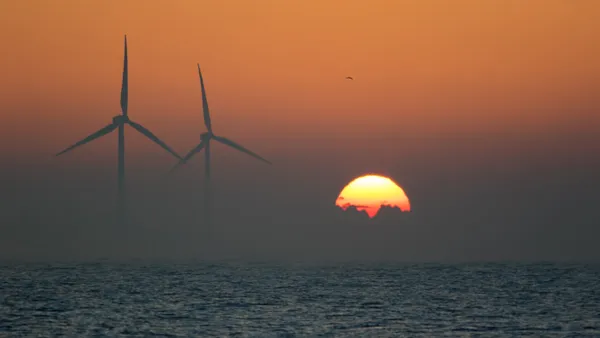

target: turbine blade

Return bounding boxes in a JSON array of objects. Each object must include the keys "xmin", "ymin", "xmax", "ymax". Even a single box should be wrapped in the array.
[
  {"xmin": 197, "ymin": 64, "xmax": 212, "ymax": 132},
  {"xmin": 168, "ymin": 161, "xmax": 184, "ymax": 175},
  {"xmin": 213, "ymin": 136, "xmax": 271, "ymax": 164},
  {"xmin": 168, "ymin": 141, "xmax": 205, "ymax": 174},
  {"xmin": 127, "ymin": 120, "xmax": 181, "ymax": 160},
  {"xmin": 120, "ymin": 35, "xmax": 128, "ymax": 116},
  {"xmin": 56, "ymin": 123, "xmax": 118, "ymax": 156},
  {"xmin": 182, "ymin": 140, "xmax": 206, "ymax": 162}
]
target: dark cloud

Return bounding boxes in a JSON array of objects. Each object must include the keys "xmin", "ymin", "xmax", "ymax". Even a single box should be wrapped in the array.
[{"xmin": 338, "ymin": 203, "xmax": 370, "ymax": 209}]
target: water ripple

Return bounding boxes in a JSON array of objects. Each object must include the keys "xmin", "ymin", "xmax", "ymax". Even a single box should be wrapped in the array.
[{"xmin": 0, "ymin": 262, "xmax": 598, "ymax": 336}]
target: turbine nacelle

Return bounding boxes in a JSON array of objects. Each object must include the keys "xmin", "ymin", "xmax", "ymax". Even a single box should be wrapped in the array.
[
  {"xmin": 113, "ymin": 115, "xmax": 129, "ymax": 125},
  {"xmin": 201, "ymin": 132, "xmax": 212, "ymax": 141}
]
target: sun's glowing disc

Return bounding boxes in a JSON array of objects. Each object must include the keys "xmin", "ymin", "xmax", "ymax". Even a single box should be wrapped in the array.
[{"xmin": 336, "ymin": 174, "xmax": 411, "ymax": 218}]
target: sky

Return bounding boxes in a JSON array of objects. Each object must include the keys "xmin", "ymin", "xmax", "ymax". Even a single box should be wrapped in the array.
[{"xmin": 0, "ymin": 0, "xmax": 599, "ymax": 262}]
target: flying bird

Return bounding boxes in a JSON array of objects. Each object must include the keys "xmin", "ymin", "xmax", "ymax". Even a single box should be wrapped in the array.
[
  {"xmin": 169, "ymin": 64, "xmax": 271, "ymax": 225},
  {"xmin": 345, "ymin": 76, "xmax": 354, "ymax": 80},
  {"xmin": 56, "ymin": 35, "xmax": 182, "ymax": 221}
]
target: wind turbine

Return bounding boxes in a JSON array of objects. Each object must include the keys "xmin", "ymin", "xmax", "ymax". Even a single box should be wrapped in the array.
[
  {"xmin": 56, "ymin": 35, "xmax": 182, "ymax": 220},
  {"xmin": 171, "ymin": 64, "xmax": 271, "ymax": 224}
]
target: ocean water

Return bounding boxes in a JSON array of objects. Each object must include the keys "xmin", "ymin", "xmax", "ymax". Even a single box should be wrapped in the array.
[{"xmin": 0, "ymin": 262, "xmax": 599, "ymax": 337}]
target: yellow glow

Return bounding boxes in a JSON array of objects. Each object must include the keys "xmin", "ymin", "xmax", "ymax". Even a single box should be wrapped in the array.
[{"xmin": 336, "ymin": 174, "xmax": 411, "ymax": 218}]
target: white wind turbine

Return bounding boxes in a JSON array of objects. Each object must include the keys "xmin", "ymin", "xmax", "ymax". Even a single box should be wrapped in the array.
[
  {"xmin": 170, "ymin": 64, "xmax": 271, "ymax": 224},
  {"xmin": 56, "ymin": 36, "xmax": 182, "ymax": 220}
]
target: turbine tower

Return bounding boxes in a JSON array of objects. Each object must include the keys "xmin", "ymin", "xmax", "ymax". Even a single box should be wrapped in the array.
[
  {"xmin": 56, "ymin": 35, "xmax": 182, "ymax": 221},
  {"xmin": 171, "ymin": 64, "xmax": 271, "ymax": 225}
]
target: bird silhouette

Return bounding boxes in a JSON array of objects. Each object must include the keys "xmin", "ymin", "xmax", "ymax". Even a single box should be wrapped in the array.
[{"xmin": 345, "ymin": 76, "xmax": 354, "ymax": 80}]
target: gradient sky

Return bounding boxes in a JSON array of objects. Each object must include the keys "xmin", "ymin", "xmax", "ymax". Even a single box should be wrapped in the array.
[{"xmin": 1, "ymin": 1, "xmax": 599, "ymax": 262}]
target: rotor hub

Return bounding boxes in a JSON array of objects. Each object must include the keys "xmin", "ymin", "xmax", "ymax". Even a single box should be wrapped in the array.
[
  {"xmin": 113, "ymin": 115, "xmax": 129, "ymax": 124},
  {"xmin": 201, "ymin": 132, "xmax": 212, "ymax": 141}
]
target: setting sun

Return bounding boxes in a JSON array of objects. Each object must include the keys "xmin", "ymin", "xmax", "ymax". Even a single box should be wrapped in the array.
[{"xmin": 336, "ymin": 175, "xmax": 411, "ymax": 218}]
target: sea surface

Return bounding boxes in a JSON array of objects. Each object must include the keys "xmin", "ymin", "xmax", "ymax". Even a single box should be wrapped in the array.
[{"xmin": 1, "ymin": 262, "xmax": 599, "ymax": 337}]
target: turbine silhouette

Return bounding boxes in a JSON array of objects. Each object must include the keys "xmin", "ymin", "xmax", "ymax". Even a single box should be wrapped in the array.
[
  {"xmin": 170, "ymin": 64, "xmax": 271, "ymax": 225},
  {"xmin": 56, "ymin": 35, "xmax": 182, "ymax": 221}
]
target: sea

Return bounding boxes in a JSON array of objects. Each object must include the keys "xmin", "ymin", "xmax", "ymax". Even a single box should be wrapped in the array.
[{"xmin": 0, "ymin": 262, "xmax": 599, "ymax": 337}]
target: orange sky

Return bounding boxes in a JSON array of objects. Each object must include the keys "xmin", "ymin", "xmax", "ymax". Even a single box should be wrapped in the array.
[{"xmin": 1, "ymin": 0, "xmax": 599, "ymax": 161}]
